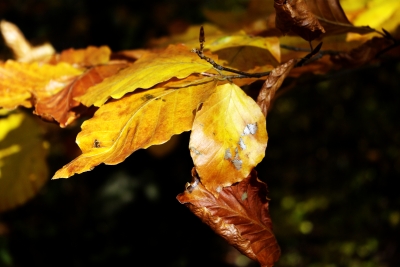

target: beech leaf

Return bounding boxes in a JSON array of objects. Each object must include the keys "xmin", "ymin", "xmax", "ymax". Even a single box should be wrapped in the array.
[
  {"xmin": 0, "ymin": 111, "xmax": 49, "ymax": 212},
  {"xmin": 53, "ymin": 79, "xmax": 217, "ymax": 179},
  {"xmin": 34, "ymin": 63, "xmax": 128, "ymax": 127},
  {"xmin": 189, "ymin": 83, "xmax": 268, "ymax": 194},
  {"xmin": 0, "ymin": 20, "xmax": 55, "ymax": 62},
  {"xmin": 257, "ymin": 59, "xmax": 297, "ymax": 117},
  {"xmin": 77, "ymin": 44, "xmax": 216, "ymax": 107},
  {"xmin": 0, "ymin": 61, "xmax": 83, "ymax": 109},
  {"xmin": 177, "ymin": 168, "xmax": 280, "ymax": 267},
  {"xmin": 55, "ymin": 45, "xmax": 112, "ymax": 66},
  {"xmin": 275, "ymin": 0, "xmax": 326, "ymax": 41},
  {"xmin": 274, "ymin": 0, "xmax": 374, "ymax": 41}
]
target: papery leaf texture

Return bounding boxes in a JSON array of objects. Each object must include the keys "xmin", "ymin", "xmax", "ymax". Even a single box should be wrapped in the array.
[
  {"xmin": 330, "ymin": 37, "xmax": 393, "ymax": 67},
  {"xmin": 274, "ymin": 0, "xmax": 326, "ymax": 41},
  {"xmin": 189, "ymin": 83, "xmax": 268, "ymax": 194},
  {"xmin": 53, "ymin": 78, "xmax": 217, "ymax": 178},
  {"xmin": 304, "ymin": 0, "xmax": 374, "ymax": 36},
  {"xmin": 77, "ymin": 44, "xmax": 216, "ymax": 107},
  {"xmin": 0, "ymin": 61, "xmax": 83, "ymax": 109},
  {"xmin": 34, "ymin": 63, "xmax": 128, "ymax": 127},
  {"xmin": 0, "ymin": 111, "xmax": 49, "ymax": 212},
  {"xmin": 177, "ymin": 168, "xmax": 280, "ymax": 267},
  {"xmin": 257, "ymin": 59, "xmax": 297, "ymax": 117}
]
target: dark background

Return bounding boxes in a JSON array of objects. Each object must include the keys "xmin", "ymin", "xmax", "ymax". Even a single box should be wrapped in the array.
[{"xmin": 1, "ymin": 0, "xmax": 400, "ymax": 266}]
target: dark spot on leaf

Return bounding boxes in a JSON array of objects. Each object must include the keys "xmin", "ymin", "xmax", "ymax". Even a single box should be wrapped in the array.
[
  {"xmin": 93, "ymin": 139, "xmax": 101, "ymax": 148},
  {"xmin": 141, "ymin": 94, "xmax": 155, "ymax": 101},
  {"xmin": 155, "ymin": 97, "xmax": 161, "ymax": 100}
]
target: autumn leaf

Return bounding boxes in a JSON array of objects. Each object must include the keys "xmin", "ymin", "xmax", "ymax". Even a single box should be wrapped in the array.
[
  {"xmin": 330, "ymin": 37, "xmax": 393, "ymax": 67},
  {"xmin": 53, "ymin": 78, "xmax": 217, "ymax": 179},
  {"xmin": 0, "ymin": 61, "xmax": 83, "ymax": 109},
  {"xmin": 177, "ymin": 168, "xmax": 280, "ymax": 267},
  {"xmin": 0, "ymin": 20, "xmax": 55, "ymax": 62},
  {"xmin": 77, "ymin": 44, "xmax": 216, "ymax": 107},
  {"xmin": 257, "ymin": 59, "xmax": 297, "ymax": 117},
  {"xmin": 0, "ymin": 110, "xmax": 49, "ymax": 212},
  {"xmin": 208, "ymin": 34, "xmax": 280, "ymax": 70},
  {"xmin": 275, "ymin": 0, "xmax": 326, "ymax": 41},
  {"xmin": 55, "ymin": 46, "xmax": 112, "ymax": 66},
  {"xmin": 34, "ymin": 63, "xmax": 128, "ymax": 127},
  {"xmin": 189, "ymin": 83, "xmax": 268, "ymax": 194},
  {"xmin": 274, "ymin": 0, "xmax": 374, "ymax": 42}
]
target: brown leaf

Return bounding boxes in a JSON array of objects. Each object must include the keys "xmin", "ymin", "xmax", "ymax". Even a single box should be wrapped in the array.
[
  {"xmin": 274, "ymin": 0, "xmax": 326, "ymax": 41},
  {"xmin": 304, "ymin": 0, "xmax": 374, "ymax": 36},
  {"xmin": 34, "ymin": 63, "xmax": 128, "ymax": 127},
  {"xmin": 177, "ymin": 168, "xmax": 280, "ymax": 267},
  {"xmin": 257, "ymin": 59, "xmax": 297, "ymax": 117},
  {"xmin": 274, "ymin": 0, "xmax": 374, "ymax": 41},
  {"xmin": 330, "ymin": 37, "xmax": 393, "ymax": 67}
]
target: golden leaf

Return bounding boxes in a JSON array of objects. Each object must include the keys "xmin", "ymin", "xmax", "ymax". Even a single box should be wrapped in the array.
[
  {"xmin": 53, "ymin": 78, "xmax": 217, "ymax": 178},
  {"xmin": 0, "ymin": 61, "xmax": 83, "ymax": 109},
  {"xmin": 0, "ymin": 111, "xmax": 49, "ymax": 212},
  {"xmin": 77, "ymin": 44, "xmax": 216, "ymax": 107},
  {"xmin": 189, "ymin": 83, "xmax": 268, "ymax": 194}
]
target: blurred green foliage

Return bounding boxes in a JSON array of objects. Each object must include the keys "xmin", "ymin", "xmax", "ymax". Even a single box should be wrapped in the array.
[{"xmin": 0, "ymin": 0, "xmax": 399, "ymax": 266}]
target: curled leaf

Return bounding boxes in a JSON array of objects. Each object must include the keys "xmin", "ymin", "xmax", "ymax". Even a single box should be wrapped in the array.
[
  {"xmin": 177, "ymin": 168, "xmax": 280, "ymax": 266},
  {"xmin": 257, "ymin": 59, "xmax": 297, "ymax": 117},
  {"xmin": 274, "ymin": 0, "xmax": 325, "ymax": 41}
]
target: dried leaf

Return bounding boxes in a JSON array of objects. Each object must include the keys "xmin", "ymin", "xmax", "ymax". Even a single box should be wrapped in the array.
[
  {"xmin": 0, "ymin": 111, "xmax": 49, "ymax": 212},
  {"xmin": 77, "ymin": 44, "xmax": 216, "ymax": 107},
  {"xmin": 34, "ymin": 63, "xmax": 128, "ymax": 127},
  {"xmin": 330, "ymin": 37, "xmax": 393, "ymax": 67},
  {"xmin": 257, "ymin": 59, "xmax": 297, "ymax": 117},
  {"xmin": 0, "ymin": 61, "xmax": 83, "ymax": 109},
  {"xmin": 274, "ymin": 0, "xmax": 326, "ymax": 41},
  {"xmin": 0, "ymin": 20, "xmax": 55, "ymax": 62},
  {"xmin": 305, "ymin": 0, "xmax": 374, "ymax": 36},
  {"xmin": 53, "ymin": 79, "xmax": 217, "ymax": 179},
  {"xmin": 189, "ymin": 83, "xmax": 268, "ymax": 194},
  {"xmin": 177, "ymin": 168, "xmax": 280, "ymax": 267}
]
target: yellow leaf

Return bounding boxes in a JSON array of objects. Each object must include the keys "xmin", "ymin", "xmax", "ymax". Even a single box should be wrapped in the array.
[
  {"xmin": 0, "ymin": 111, "xmax": 49, "ymax": 212},
  {"xmin": 77, "ymin": 44, "xmax": 216, "ymax": 107},
  {"xmin": 208, "ymin": 34, "xmax": 280, "ymax": 70},
  {"xmin": 53, "ymin": 78, "xmax": 217, "ymax": 179},
  {"xmin": 189, "ymin": 83, "xmax": 268, "ymax": 194},
  {"xmin": 0, "ymin": 60, "xmax": 83, "ymax": 109}
]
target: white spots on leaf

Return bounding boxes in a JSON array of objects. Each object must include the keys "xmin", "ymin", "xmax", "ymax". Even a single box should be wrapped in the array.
[
  {"xmin": 238, "ymin": 137, "xmax": 246, "ymax": 150},
  {"xmin": 190, "ymin": 146, "xmax": 201, "ymax": 155},
  {"xmin": 242, "ymin": 123, "xmax": 258, "ymax": 136},
  {"xmin": 241, "ymin": 191, "xmax": 248, "ymax": 201},
  {"xmin": 224, "ymin": 148, "xmax": 232, "ymax": 160},
  {"xmin": 232, "ymin": 158, "xmax": 242, "ymax": 170},
  {"xmin": 216, "ymin": 186, "xmax": 222, "ymax": 193}
]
